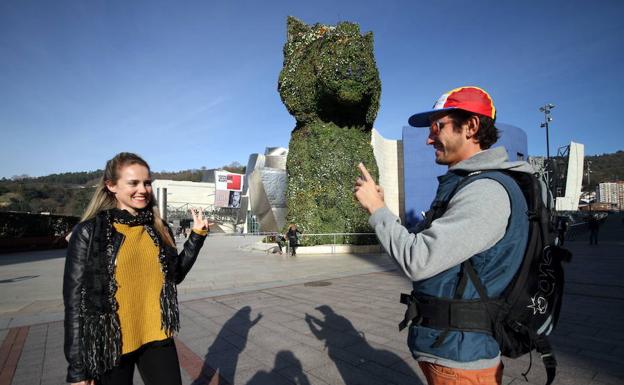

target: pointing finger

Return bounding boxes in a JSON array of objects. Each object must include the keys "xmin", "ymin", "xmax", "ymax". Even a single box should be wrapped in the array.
[{"xmin": 357, "ymin": 163, "xmax": 373, "ymax": 182}]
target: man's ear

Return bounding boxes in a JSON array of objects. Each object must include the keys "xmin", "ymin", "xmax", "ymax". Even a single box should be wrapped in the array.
[{"xmin": 465, "ymin": 115, "xmax": 480, "ymax": 140}]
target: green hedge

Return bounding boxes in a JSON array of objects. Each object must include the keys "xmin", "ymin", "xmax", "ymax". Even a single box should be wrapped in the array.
[
  {"xmin": 0, "ymin": 212, "xmax": 79, "ymax": 252},
  {"xmin": 285, "ymin": 122, "xmax": 379, "ymax": 245}
]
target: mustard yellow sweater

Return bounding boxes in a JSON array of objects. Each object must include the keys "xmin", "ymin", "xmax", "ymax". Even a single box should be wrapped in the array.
[
  {"xmin": 113, "ymin": 223, "xmax": 167, "ymax": 354},
  {"xmin": 113, "ymin": 224, "xmax": 207, "ymax": 354}
]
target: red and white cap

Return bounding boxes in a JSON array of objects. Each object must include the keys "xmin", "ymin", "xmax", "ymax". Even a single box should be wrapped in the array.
[{"xmin": 408, "ymin": 86, "xmax": 496, "ymax": 127}]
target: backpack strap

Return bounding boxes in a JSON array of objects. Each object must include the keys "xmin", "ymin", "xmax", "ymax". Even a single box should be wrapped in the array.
[
  {"xmin": 399, "ymin": 170, "xmax": 512, "ymax": 338},
  {"xmin": 535, "ymin": 335, "xmax": 557, "ymax": 385}
]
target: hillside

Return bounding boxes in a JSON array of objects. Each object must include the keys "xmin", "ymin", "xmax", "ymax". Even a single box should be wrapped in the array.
[
  {"xmin": 0, "ymin": 162, "xmax": 245, "ymax": 216},
  {"xmin": 585, "ymin": 150, "xmax": 624, "ymax": 190}
]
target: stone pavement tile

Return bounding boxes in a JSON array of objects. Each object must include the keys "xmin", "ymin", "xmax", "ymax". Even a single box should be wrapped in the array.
[
  {"xmin": 278, "ymin": 317, "xmax": 320, "ymax": 337},
  {"xmin": 180, "ymin": 365, "xmax": 194, "ymax": 385},
  {"xmin": 213, "ymin": 292, "xmax": 277, "ymax": 307},
  {"xmin": 247, "ymin": 332, "xmax": 301, "ymax": 354},
  {"xmin": 314, "ymin": 329, "xmax": 363, "ymax": 349},
  {"xmin": 550, "ymin": 333, "xmax": 619, "ymax": 354},
  {"xmin": 250, "ymin": 308, "xmax": 302, "ymax": 324},
  {"xmin": 278, "ymin": 365, "xmax": 330, "ymax": 385},
  {"xmin": 357, "ymin": 360, "xmax": 425, "ymax": 385},
  {"xmin": 217, "ymin": 360, "xmax": 267, "ymax": 385},
  {"xmin": 502, "ymin": 353, "xmax": 604, "ymax": 385},
  {"xmin": 11, "ymin": 373, "xmax": 44, "ymax": 385},
  {"xmin": 573, "ymin": 346, "xmax": 624, "ymax": 367},
  {"xmin": 234, "ymin": 364, "xmax": 293, "ymax": 385},
  {"xmin": 272, "ymin": 328, "xmax": 326, "ymax": 352},
  {"xmin": 592, "ymin": 371, "xmax": 624, "ymax": 385},
  {"xmin": 612, "ymin": 345, "xmax": 624, "ymax": 358},
  {"xmin": 183, "ymin": 299, "xmax": 235, "ymax": 318},
  {"xmin": 503, "ymin": 374, "xmax": 539, "ymax": 385},
  {"xmin": 595, "ymin": 328, "xmax": 624, "ymax": 342},
  {"xmin": 180, "ymin": 314, "xmax": 236, "ymax": 338},
  {"xmin": 177, "ymin": 325, "xmax": 220, "ymax": 344},
  {"xmin": 342, "ymin": 341, "xmax": 404, "ymax": 368},
  {"xmin": 200, "ymin": 347, "xmax": 264, "ymax": 376},
  {"xmin": 241, "ymin": 342, "xmax": 298, "ymax": 369},
  {"xmin": 132, "ymin": 369, "xmax": 145, "ymax": 385},
  {"xmin": 350, "ymin": 329, "xmax": 391, "ymax": 346},
  {"xmin": 334, "ymin": 312, "xmax": 395, "ymax": 333},
  {"xmin": 275, "ymin": 344, "xmax": 335, "ymax": 372},
  {"xmin": 307, "ymin": 362, "xmax": 388, "ymax": 385},
  {"xmin": 8, "ymin": 312, "xmax": 64, "ymax": 328},
  {"xmin": 367, "ymin": 330, "xmax": 406, "ymax": 353},
  {"xmin": 40, "ymin": 374, "xmax": 66, "ymax": 385},
  {"xmin": 554, "ymin": 319, "xmax": 599, "ymax": 337},
  {"xmin": 184, "ymin": 334, "xmax": 241, "ymax": 359},
  {"xmin": 220, "ymin": 331, "xmax": 254, "ymax": 351},
  {"xmin": 325, "ymin": 345, "xmax": 367, "ymax": 367}
]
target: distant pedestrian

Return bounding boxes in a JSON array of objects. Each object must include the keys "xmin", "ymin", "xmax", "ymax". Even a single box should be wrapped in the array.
[
  {"xmin": 588, "ymin": 215, "xmax": 600, "ymax": 245},
  {"xmin": 556, "ymin": 217, "xmax": 568, "ymax": 246},
  {"xmin": 286, "ymin": 223, "xmax": 302, "ymax": 256},
  {"xmin": 275, "ymin": 234, "xmax": 286, "ymax": 254},
  {"xmin": 63, "ymin": 152, "xmax": 210, "ymax": 385}
]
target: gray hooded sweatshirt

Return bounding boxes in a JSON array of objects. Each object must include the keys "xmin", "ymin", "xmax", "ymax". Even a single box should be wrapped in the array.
[{"xmin": 370, "ymin": 146, "xmax": 534, "ymax": 283}]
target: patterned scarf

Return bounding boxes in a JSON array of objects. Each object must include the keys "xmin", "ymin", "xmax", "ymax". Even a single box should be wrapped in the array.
[{"xmin": 81, "ymin": 208, "xmax": 179, "ymax": 377}]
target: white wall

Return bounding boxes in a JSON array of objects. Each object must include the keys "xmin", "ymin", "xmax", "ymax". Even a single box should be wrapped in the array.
[
  {"xmin": 152, "ymin": 180, "xmax": 215, "ymax": 209},
  {"xmin": 555, "ymin": 141, "xmax": 584, "ymax": 211},
  {"xmin": 371, "ymin": 128, "xmax": 403, "ymax": 218}
]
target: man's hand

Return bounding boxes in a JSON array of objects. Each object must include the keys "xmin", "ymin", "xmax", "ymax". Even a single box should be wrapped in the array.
[{"xmin": 354, "ymin": 163, "xmax": 385, "ymax": 215}]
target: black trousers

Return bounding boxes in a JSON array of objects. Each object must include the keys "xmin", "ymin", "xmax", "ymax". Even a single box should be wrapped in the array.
[
  {"xmin": 288, "ymin": 238, "xmax": 298, "ymax": 255},
  {"xmin": 97, "ymin": 338, "xmax": 182, "ymax": 385}
]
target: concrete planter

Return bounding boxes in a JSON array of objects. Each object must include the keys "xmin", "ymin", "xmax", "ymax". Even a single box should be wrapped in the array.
[{"xmin": 254, "ymin": 242, "xmax": 382, "ymax": 254}]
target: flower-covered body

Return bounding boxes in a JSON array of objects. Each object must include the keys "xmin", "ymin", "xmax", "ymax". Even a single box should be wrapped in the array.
[{"xmin": 278, "ymin": 17, "xmax": 380, "ymax": 242}]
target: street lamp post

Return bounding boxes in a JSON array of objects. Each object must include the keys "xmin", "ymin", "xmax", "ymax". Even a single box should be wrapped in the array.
[
  {"xmin": 539, "ymin": 103, "xmax": 555, "ymax": 159},
  {"xmin": 539, "ymin": 104, "xmax": 555, "ymax": 211}
]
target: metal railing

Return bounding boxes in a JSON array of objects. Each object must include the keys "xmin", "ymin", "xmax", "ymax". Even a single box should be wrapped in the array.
[{"xmin": 262, "ymin": 232, "xmax": 380, "ymax": 254}]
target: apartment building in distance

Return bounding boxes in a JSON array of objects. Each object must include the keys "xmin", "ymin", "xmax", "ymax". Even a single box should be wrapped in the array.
[{"xmin": 596, "ymin": 181, "xmax": 624, "ymax": 210}]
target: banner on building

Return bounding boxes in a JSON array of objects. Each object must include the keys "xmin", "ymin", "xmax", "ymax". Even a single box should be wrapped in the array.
[{"xmin": 214, "ymin": 171, "xmax": 244, "ymax": 208}]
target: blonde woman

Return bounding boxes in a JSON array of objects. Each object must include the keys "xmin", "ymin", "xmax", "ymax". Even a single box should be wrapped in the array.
[{"xmin": 63, "ymin": 153, "xmax": 209, "ymax": 385}]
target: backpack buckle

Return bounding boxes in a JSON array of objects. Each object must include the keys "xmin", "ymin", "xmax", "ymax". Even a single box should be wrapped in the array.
[{"xmin": 399, "ymin": 293, "xmax": 422, "ymax": 331}]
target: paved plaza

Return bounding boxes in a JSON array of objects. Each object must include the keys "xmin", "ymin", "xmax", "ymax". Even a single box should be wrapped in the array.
[{"xmin": 0, "ymin": 214, "xmax": 623, "ymax": 385}]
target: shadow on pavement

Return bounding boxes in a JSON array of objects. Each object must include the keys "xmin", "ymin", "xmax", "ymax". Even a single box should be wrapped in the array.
[
  {"xmin": 305, "ymin": 305, "xmax": 423, "ymax": 385},
  {"xmin": 191, "ymin": 305, "xmax": 262, "ymax": 385},
  {"xmin": 246, "ymin": 351, "xmax": 311, "ymax": 385},
  {"xmin": 0, "ymin": 247, "xmax": 66, "ymax": 266}
]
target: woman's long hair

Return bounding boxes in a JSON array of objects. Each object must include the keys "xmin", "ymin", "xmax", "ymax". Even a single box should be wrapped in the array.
[{"xmin": 81, "ymin": 152, "xmax": 175, "ymax": 247}]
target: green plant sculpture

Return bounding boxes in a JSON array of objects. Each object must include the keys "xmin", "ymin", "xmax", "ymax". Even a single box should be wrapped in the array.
[{"xmin": 278, "ymin": 16, "xmax": 381, "ymax": 245}]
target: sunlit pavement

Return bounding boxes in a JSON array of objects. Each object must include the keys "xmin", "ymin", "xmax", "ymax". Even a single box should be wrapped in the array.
[{"xmin": 1, "ymin": 214, "xmax": 622, "ymax": 384}]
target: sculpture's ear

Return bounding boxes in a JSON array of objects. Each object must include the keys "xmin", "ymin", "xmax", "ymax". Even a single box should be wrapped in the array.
[
  {"xmin": 287, "ymin": 16, "xmax": 309, "ymax": 42},
  {"xmin": 364, "ymin": 32, "xmax": 374, "ymax": 49}
]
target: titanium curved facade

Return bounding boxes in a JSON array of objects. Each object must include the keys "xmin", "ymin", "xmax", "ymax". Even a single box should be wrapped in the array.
[{"xmin": 245, "ymin": 147, "xmax": 288, "ymax": 232}]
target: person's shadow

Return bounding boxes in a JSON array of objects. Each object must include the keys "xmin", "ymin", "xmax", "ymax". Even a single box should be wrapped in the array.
[
  {"xmin": 192, "ymin": 306, "xmax": 262, "ymax": 385},
  {"xmin": 305, "ymin": 305, "xmax": 423, "ymax": 385},
  {"xmin": 246, "ymin": 351, "xmax": 311, "ymax": 385}
]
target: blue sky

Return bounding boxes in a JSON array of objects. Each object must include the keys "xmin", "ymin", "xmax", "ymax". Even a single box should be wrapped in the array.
[{"xmin": 1, "ymin": 0, "xmax": 623, "ymax": 178}]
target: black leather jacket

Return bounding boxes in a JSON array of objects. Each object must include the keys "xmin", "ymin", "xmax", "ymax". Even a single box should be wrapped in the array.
[{"xmin": 63, "ymin": 219, "xmax": 206, "ymax": 382}]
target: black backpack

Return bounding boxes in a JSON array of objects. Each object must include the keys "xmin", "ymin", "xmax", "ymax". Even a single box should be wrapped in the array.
[{"xmin": 399, "ymin": 170, "xmax": 572, "ymax": 385}]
